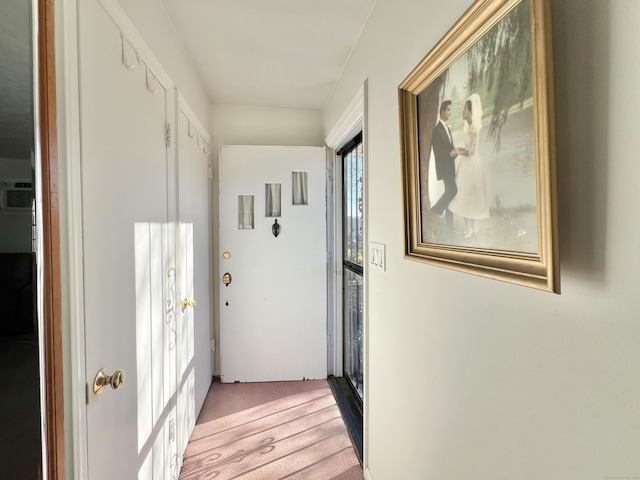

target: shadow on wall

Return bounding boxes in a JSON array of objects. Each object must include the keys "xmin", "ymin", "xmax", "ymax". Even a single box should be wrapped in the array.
[{"xmin": 552, "ymin": 0, "xmax": 610, "ymax": 284}]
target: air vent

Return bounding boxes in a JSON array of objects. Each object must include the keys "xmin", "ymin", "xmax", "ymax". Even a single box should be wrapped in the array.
[{"xmin": 0, "ymin": 180, "xmax": 33, "ymax": 211}]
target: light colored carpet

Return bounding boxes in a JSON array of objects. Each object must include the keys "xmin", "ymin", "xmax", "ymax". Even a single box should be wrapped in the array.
[{"xmin": 179, "ymin": 380, "xmax": 364, "ymax": 480}]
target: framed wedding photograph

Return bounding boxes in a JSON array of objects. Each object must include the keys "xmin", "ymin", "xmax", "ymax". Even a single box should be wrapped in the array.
[{"xmin": 398, "ymin": 0, "xmax": 559, "ymax": 293}]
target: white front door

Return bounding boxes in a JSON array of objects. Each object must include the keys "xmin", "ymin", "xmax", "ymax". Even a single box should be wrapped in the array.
[
  {"xmin": 79, "ymin": 1, "xmax": 178, "ymax": 478},
  {"xmin": 219, "ymin": 146, "xmax": 327, "ymax": 383}
]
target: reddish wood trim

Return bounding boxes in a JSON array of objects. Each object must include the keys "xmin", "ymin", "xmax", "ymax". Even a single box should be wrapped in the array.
[{"xmin": 39, "ymin": 0, "xmax": 65, "ymax": 478}]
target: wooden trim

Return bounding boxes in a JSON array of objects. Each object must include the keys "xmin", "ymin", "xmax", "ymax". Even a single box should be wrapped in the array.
[{"xmin": 39, "ymin": 0, "xmax": 65, "ymax": 478}]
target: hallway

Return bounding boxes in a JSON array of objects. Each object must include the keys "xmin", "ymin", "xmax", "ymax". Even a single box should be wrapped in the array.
[{"xmin": 179, "ymin": 380, "xmax": 363, "ymax": 480}]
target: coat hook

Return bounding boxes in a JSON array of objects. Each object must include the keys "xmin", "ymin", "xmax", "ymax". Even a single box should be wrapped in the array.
[
  {"xmin": 121, "ymin": 36, "xmax": 137, "ymax": 70},
  {"xmin": 145, "ymin": 67, "xmax": 159, "ymax": 94}
]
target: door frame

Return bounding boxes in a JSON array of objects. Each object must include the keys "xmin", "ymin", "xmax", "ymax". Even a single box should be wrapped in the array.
[
  {"xmin": 325, "ymin": 82, "xmax": 367, "ymax": 378},
  {"xmin": 324, "ymin": 81, "xmax": 368, "ymax": 471},
  {"xmin": 37, "ymin": 0, "xmax": 65, "ymax": 478},
  {"xmin": 338, "ymin": 132, "xmax": 365, "ymax": 399}
]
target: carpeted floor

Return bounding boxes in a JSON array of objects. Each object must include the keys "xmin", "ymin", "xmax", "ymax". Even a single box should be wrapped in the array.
[{"xmin": 179, "ymin": 380, "xmax": 364, "ymax": 480}]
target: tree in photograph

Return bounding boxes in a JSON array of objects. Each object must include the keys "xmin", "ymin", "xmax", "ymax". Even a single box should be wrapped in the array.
[
  {"xmin": 418, "ymin": 1, "xmax": 532, "ymax": 213},
  {"xmin": 467, "ymin": 0, "xmax": 532, "ymax": 150}
]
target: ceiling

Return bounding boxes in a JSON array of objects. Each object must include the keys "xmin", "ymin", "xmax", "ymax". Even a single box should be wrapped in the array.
[
  {"xmin": 0, "ymin": 0, "xmax": 375, "ymax": 161},
  {"xmin": 161, "ymin": 0, "xmax": 376, "ymax": 110}
]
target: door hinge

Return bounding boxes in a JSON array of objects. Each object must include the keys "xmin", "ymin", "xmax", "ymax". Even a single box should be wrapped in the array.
[
  {"xmin": 208, "ymin": 164, "xmax": 213, "ymax": 180},
  {"xmin": 169, "ymin": 419, "xmax": 175, "ymax": 441},
  {"xmin": 165, "ymin": 122, "xmax": 172, "ymax": 147},
  {"xmin": 210, "ymin": 338, "xmax": 215, "ymax": 352}
]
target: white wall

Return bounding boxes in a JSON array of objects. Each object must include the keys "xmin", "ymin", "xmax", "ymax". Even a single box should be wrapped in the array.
[
  {"xmin": 115, "ymin": 0, "xmax": 210, "ymax": 123},
  {"xmin": 0, "ymin": 158, "xmax": 32, "ymax": 252},
  {"xmin": 210, "ymin": 104, "xmax": 323, "ymax": 148},
  {"xmin": 324, "ymin": 1, "xmax": 640, "ymax": 479},
  {"xmin": 0, "ymin": 214, "xmax": 31, "ymax": 252},
  {"xmin": 0, "ymin": 158, "xmax": 31, "ymax": 178},
  {"xmin": 208, "ymin": 104, "xmax": 323, "ymax": 374}
]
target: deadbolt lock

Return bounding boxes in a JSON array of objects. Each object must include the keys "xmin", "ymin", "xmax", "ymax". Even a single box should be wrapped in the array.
[{"xmin": 222, "ymin": 272, "xmax": 232, "ymax": 286}]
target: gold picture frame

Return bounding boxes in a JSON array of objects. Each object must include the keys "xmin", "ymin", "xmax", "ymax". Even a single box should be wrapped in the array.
[{"xmin": 399, "ymin": 0, "xmax": 559, "ymax": 293}]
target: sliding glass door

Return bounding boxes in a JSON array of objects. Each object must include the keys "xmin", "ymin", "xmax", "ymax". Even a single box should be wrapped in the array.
[{"xmin": 342, "ymin": 133, "xmax": 364, "ymax": 400}]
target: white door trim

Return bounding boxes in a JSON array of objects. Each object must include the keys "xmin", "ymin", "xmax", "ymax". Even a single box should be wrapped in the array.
[
  {"xmin": 325, "ymin": 84, "xmax": 365, "ymax": 150},
  {"xmin": 58, "ymin": 0, "xmax": 89, "ymax": 476},
  {"xmin": 324, "ymin": 81, "xmax": 367, "ymax": 378}
]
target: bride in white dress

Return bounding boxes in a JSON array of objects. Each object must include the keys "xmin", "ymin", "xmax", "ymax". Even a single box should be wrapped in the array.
[{"xmin": 448, "ymin": 93, "xmax": 489, "ymax": 238}]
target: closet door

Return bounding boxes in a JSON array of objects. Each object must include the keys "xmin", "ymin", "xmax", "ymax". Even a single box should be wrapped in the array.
[
  {"xmin": 78, "ymin": 1, "xmax": 178, "ymax": 478},
  {"xmin": 175, "ymin": 97, "xmax": 212, "ymax": 465}
]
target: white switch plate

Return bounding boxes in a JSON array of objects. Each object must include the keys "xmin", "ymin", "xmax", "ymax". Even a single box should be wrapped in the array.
[{"xmin": 370, "ymin": 242, "xmax": 386, "ymax": 272}]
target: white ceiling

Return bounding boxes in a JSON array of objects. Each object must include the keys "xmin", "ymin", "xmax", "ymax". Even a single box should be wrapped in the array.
[
  {"xmin": 161, "ymin": 0, "xmax": 376, "ymax": 110},
  {"xmin": 0, "ymin": 0, "xmax": 375, "ymax": 160}
]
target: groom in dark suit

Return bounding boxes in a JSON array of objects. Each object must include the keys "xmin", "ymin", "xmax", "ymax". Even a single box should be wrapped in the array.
[{"xmin": 430, "ymin": 100, "xmax": 457, "ymax": 229}]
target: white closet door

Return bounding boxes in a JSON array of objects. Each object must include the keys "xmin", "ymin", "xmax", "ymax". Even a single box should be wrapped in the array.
[
  {"xmin": 79, "ymin": 1, "xmax": 177, "ymax": 478},
  {"xmin": 175, "ymin": 103, "xmax": 212, "ymax": 464}
]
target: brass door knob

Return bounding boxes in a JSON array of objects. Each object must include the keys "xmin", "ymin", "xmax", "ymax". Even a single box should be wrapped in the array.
[
  {"xmin": 93, "ymin": 368, "xmax": 125, "ymax": 395},
  {"xmin": 181, "ymin": 298, "xmax": 197, "ymax": 312}
]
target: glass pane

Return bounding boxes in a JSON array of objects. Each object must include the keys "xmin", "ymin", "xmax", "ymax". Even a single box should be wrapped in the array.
[
  {"xmin": 292, "ymin": 171, "xmax": 308, "ymax": 205},
  {"xmin": 355, "ymin": 144, "xmax": 363, "ymax": 263},
  {"xmin": 344, "ymin": 268, "xmax": 363, "ymax": 398},
  {"xmin": 342, "ymin": 135, "xmax": 364, "ymax": 401},
  {"xmin": 237, "ymin": 195, "xmax": 254, "ymax": 229},
  {"xmin": 265, "ymin": 183, "xmax": 281, "ymax": 217},
  {"xmin": 343, "ymin": 144, "xmax": 363, "ymax": 266}
]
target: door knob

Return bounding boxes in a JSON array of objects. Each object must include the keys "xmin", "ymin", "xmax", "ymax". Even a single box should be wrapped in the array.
[
  {"xmin": 181, "ymin": 298, "xmax": 197, "ymax": 312},
  {"xmin": 93, "ymin": 368, "xmax": 125, "ymax": 395}
]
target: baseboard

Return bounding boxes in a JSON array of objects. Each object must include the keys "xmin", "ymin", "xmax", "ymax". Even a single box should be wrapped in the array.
[{"xmin": 364, "ymin": 466, "xmax": 374, "ymax": 480}]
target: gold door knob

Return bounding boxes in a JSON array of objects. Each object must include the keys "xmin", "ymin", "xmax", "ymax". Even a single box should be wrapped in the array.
[
  {"xmin": 93, "ymin": 368, "xmax": 125, "ymax": 395},
  {"xmin": 181, "ymin": 298, "xmax": 197, "ymax": 312}
]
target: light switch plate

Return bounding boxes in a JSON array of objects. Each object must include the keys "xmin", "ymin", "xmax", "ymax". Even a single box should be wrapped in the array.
[{"xmin": 370, "ymin": 242, "xmax": 386, "ymax": 272}]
